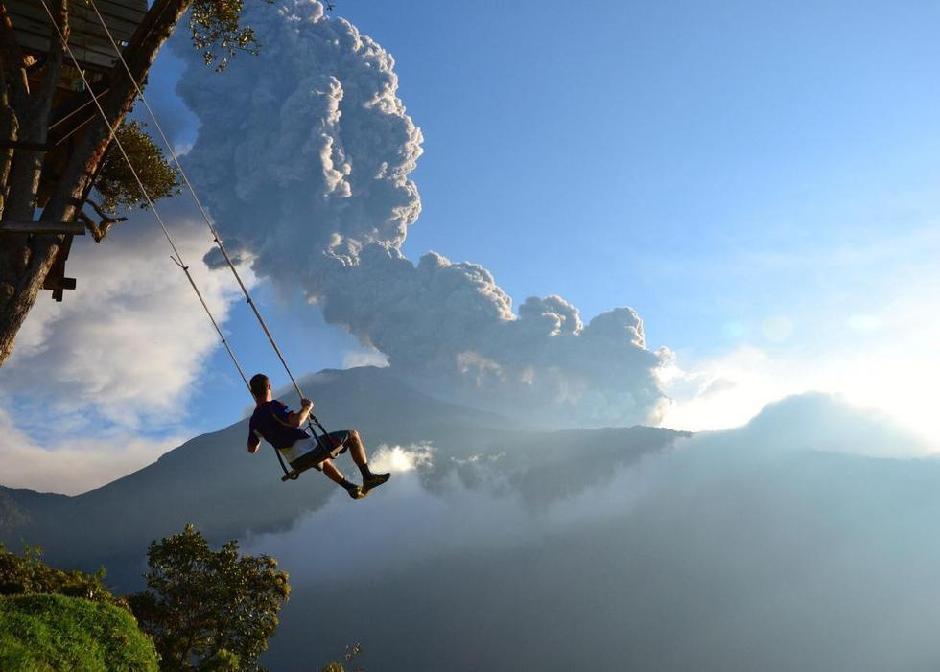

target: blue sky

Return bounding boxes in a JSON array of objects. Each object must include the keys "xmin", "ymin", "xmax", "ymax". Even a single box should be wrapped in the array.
[
  {"xmin": 183, "ymin": 0, "xmax": 940, "ymax": 429},
  {"xmin": 3, "ymin": 0, "xmax": 940, "ymax": 493},
  {"xmin": 348, "ymin": 0, "xmax": 940, "ymax": 365}
]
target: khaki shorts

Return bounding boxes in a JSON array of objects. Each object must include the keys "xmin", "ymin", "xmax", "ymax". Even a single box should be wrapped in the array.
[{"xmin": 288, "ymin": 430, "xmax": 351, "ymax": 473}]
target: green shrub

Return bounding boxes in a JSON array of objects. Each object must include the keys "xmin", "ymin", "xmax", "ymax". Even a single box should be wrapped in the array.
[
  {"xmin": 0, "ymin": 593, "xmax": 159, "ymax": 671},
  {"xmin": 0, "ymin": 545, "xmax": 120, "ymax": 607}
]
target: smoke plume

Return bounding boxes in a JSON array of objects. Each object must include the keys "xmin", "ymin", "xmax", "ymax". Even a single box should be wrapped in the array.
[{"xmin": 176, "ymin": 0, "xmax": 668, "ymax": 426}]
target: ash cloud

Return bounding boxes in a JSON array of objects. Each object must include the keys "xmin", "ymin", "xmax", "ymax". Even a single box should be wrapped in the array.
[{"xmin": 175, "ymin": 0, "xmax": 668, "ymax": 426}]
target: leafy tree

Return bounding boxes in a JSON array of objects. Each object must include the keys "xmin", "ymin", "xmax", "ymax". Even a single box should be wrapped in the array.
[
  {"xmin": 128, "ymin": 523, "xmax": 290, "ymax": 672},
  {"xmin": 83, "ymin": 120, "xmax": 181, "ymax": 242},
  {"xmin": 0, "ymin": 0, "xmax": 285, "ymax": 363}
]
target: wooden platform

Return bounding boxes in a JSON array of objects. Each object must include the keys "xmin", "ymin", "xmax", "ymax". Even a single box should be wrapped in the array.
[
  {"xmin": 0, "ymin": 219, "xmax": 85, "ymax": 235},
  {"xmin": 7, "ymin": 0, "xmax": 148, "ymax": 71},
  {"xmin": 0, "ymin": 220, "xmax": 85, "ymax": 301}
]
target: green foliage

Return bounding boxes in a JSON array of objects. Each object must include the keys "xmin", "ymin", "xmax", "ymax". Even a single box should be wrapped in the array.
[
  {"xmin": 319, "ymin": 643, "xmax": 364, "ymax": 672},
  {"xmin": 188, "ymin": 0, "xmax": 337, "ymax": 70},
  {"xmin": 95, "ymin": 121, "xmax": 180, "ymax": 214},
  {"xmin": 0, "ymin": 593, "xmax": 159, "ymax": 671},
  {"xmin": 128, "ymin": 524, "xmax": 290, "ymax": 672},
  {"xmin": 190, "ymin": 0, "xmax": 270, "ymax": 71},
  {"xmin": 0, "ymin": 545, "xmax": 120, "ymax": 607}
]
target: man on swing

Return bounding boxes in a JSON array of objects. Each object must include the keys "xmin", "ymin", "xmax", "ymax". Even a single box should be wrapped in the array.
[{"xmin": 246, "ymin": 373, "xmax": 389, "ymax": 499}]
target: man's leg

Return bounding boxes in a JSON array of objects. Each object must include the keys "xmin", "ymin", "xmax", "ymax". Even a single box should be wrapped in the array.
[
  {"xmin": 291, "ymin": 447, "xmax": 364, "ymax": 500},
  {"xmin": 319, "ymin": 458, "xmax": 366, "ymax": 499},
  {"xmin": 343, "ymin": 429, "xmax": 389, "ymax": 492}
]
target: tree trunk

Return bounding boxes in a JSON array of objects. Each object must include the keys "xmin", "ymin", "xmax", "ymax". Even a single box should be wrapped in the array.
[{"xmin": 0, "ymin": 0, "xmax": 192, "ymax": 366}]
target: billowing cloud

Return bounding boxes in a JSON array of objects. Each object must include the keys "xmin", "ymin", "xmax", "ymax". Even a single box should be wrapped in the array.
[
  {"xmin": 317, "ymin": 247, "xmax": 668, "ymax": 424},
  {"xmin": 1, "ymin": 210, "xmax": 244, "ymax": 426},
  {"xmin": 176, "ymin": 0, "xmax": 422, "ymax": 278},
  {"xmin": 175, "ymin": 0, "xmax": 668, "ymax": 426}
]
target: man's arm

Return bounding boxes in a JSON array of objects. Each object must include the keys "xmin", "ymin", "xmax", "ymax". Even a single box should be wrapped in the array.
[
  {"xmin": 247, "ymin": 435, "xmax": 261, "ymax": 454},
  {"xmin": 286, "ymin": 399, "xmax": 314, "ymax": 428}
]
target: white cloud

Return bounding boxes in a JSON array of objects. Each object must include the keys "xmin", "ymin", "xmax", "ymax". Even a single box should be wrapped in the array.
[
  {"xmin": 1, "ymin": 209, "xmax": 248, "ymax": 428},
  {"xmin": 242, "ymin": 441, "xmax": 653, "ymax": 585},
  {"xmin": 660, "ymin": 312, "xmax": 940, "ymax": 451},
  {"xmin": 341, "ymin": 346, "xmax": 388, "ymax": 369},
  {"xmin": 0, "ymin": 202, "xmax": 250, "ymax": 494},
  {"xmin": 658, "ymin": 345, "xmax": 801, "ymax": 433},
  {"xmin": 0, "ymin": 407, "xmax": 180, "ymax": 495},
  {"xmin": 369, "ymin": 443, "xmax": 432, "ymax": 474}
]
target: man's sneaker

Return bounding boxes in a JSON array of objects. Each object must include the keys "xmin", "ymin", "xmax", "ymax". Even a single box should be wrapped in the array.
[
  {"xmin": 362, "ymin": 473, "xmax": 390, "ymax": 493},
  {"xmin": 346, "ymin": 485, "xmax": 367, "ymax": 500}
]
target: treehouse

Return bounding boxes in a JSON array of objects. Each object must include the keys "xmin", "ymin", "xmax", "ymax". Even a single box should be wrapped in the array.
[
  {"xmin": 2, "ymin": 0, "xmax": 148, "ymax": 300},
  {"xmin": 6, "ymin": 0, "xmax": 147, "ymax": 71}
]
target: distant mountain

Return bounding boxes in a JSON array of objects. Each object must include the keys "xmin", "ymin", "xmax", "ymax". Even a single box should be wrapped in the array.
[
  {"xmin": 258, "ymin": 394, "xmax": 940, "ymax": 672},
  {"xmin": 0, "ymin": 366, "xmax": 685, "ymax": 588}
]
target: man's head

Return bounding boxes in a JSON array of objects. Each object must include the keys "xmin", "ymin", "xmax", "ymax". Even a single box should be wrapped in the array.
[{"xmin": 249, "ymin": 373, "xmax": 272, "ymax": 403}]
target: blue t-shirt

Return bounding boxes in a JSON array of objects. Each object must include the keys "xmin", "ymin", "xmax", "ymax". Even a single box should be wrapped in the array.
[{"xmin": 248, "ymin": 400, "xmax": 309, "ymax": 450}]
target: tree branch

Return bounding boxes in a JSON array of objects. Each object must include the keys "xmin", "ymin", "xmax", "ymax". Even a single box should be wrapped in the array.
[
  {"xmin": 76, "ymin": 208, "xmax": 123, "ymax": 243},
  {"xmin": 84, "ymin": 197, "xmax": 113, "ymax": 222},
  {"xmin": 80, "ymin": 197, "xmax": 126, "ymax": 242}
]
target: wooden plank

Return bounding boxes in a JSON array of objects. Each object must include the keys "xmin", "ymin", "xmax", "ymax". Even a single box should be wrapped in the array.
[
  {"xmin": 15, "ymin": 27, "xmax": 128, "ymax": 58},
  {"xmin": 95, "ymin": 0, "xmax": 148, "ymax": 24},
  {"xmin": 15, "ymin": 32, "xmax": 117, "ymax": 70},
  {"xmin": 0, "ymin": 220, "xmax": 85, "ymax": 235},
  {"xmin": 8, "ymin": 4, "xmax": 140, "ymax": 41},
  {"xmin": 0, "ymin": 140, "xmax": 53, "ymax": 151},
  {"xmin": 7, "ymin": 2, "xmax": 142, "ymax": 54},
  {"xmin": 9, "ymin": 0, "xmax": 145, "ymax": 29},
  {"xmin": 7, "ymin": 0, "xmax": 145, "ymax": 69},
  {"xmin": 9, "ymin": 7, "xmax": 139, "ymax": 44}
]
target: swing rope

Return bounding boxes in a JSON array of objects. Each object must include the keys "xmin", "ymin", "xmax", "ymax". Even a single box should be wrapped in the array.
[
  {"xmin": 38, "ymin": 0, "xmax": 326, "ymax": 480},
  {"xmin": 83, "ymin": 0, "xmax": 314, "ymax": 409},
  {"xmin": 82, "ymin": 0, "xmax": 312, "ymax": 407}
]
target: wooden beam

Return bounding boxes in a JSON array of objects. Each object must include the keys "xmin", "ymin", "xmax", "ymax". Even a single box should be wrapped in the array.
[
  {"xmin": 44, "ymin": 235, "xmax": 77, "ymax": 301},
  {"xmin": 44, "ymin": 275, "xmax": 76, "ymax": 301},
  {"xmin": 0, "ymin": 220, "xmax": 84, "ymax": 235},
  {"xmin": 0, "ymin": 139, "xmax": 53, "ymax": 151}
]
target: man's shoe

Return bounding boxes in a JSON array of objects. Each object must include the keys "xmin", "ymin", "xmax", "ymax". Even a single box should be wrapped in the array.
[
  {"xmin": 362, "ymin": 473, "xmax": 390, "ymax": 493},
  {"xmin": 346, "ymin": 485, "xmax": 367, "ymax": 500}
]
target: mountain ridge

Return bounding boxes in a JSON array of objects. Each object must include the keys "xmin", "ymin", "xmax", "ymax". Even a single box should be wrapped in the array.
[{"xmin": 0, "ymin": 366, "xmax": 686, "ymax": 588}]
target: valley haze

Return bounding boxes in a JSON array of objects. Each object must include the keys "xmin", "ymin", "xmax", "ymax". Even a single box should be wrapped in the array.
[{"xmin": 2, "ymin": 368, "xmax": 937, "ymax": 670}]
